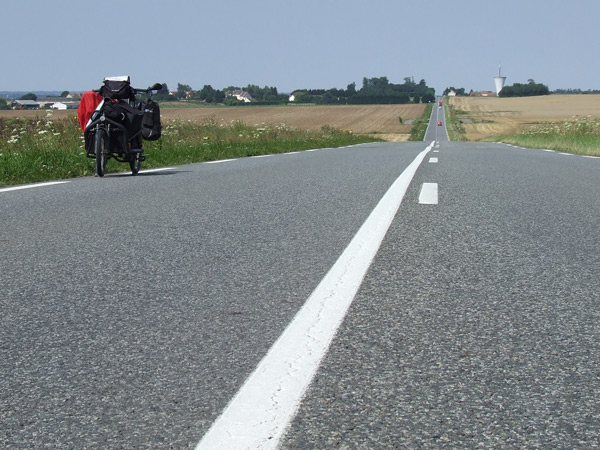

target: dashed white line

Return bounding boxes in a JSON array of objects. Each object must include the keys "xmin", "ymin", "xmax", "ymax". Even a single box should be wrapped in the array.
[
  {"xmin": 195, "ymin": 143, "xmax": 434, "ymax": 450},
  {"xmin": 429, "ymin": 157, "xmax": 438, "ymax": 163},
  {"xmin": 419, "ymin": 183, "xmax": 438, "ymax": 204}
]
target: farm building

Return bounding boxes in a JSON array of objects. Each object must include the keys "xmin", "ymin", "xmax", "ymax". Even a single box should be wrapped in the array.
[
  {"xmin": 37, "ymin": 97, "xmax": 80, "ymax": 109},
  {"xmin": 11, "ymin": 100, "xmax": 40, "ymax": 110},
  {"xmin": 225, "ymin": 89, "xmax": 255, "ymax": 103}
]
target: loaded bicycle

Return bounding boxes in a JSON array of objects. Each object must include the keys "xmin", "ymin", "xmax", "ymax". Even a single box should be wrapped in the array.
[{"xmin": 77, "ymin": 76, "xmax": 162, "ymax": 177}]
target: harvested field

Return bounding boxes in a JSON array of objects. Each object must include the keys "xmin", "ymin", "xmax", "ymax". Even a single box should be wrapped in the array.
[
  {"xmin": 449, "ymin": 94, "xmax": 600, "ymax": 141},
  {"xmin": 0, "ymin": 104, "xmax": 424, "ymax": 141},
  {"xmin": 160, "ymin": 104, "xmax": 424, "ymax": 141}
]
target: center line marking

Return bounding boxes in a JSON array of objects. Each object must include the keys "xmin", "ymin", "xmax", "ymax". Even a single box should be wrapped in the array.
[
  {"xmin": 419, "ymin": 183, "xmax": 438, "ymax": 204},
  {"xmin": 195, "ymin": 143, "xmax": 434, "ymax": 450},
  {"xmin": 429, "ymin": 157, "xmax": 438, "ymax": 163}
]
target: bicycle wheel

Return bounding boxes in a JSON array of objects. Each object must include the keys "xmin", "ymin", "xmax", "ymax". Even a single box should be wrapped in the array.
[
  {"xmin": 129, "ymin": 137, "xmax": 142, "ymax": 175},
  {"xmin": 94, "ymin": 129, "xmax": 108, "ymax": 177},
  {"xmin": 129, "ymin": 152, "xmax": 141, "ymax": 175}
]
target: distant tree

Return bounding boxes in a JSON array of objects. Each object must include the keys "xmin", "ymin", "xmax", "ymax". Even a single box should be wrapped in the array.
[
  {"xmin": 176, "ymin": 83, "xmax": 193, "ymax": 99},
  {"xmin": 60, "ymin": 90, "xmax": 69, "ymax": 97},
  {"xmin": 158, "ymin": 82, "xmax": 169, "ymax": 95},
  {"xmin": 346, "ymin": 82, "xmax": 356, "ymax": 96},
  {"xmin": 196, "ymin": 85, "xmax": 216, "ymax": 103},
  {"xmin": 362, "ymin": 76, "xmax": 389, "ymax": 92},
  {"xmin": 242, "ymin": 85, "xmax": 279, "ymax": 102},
  {"xmin": 422, "ymin": 92, "xmax": 435, "ymax": 103},
  {"xmin": 0, "ymin": 97, "xmax": 8, "ymax": 110},
  {"xmin": 20, "ymin": 93, "xmax": 37, "ymax": 101}
]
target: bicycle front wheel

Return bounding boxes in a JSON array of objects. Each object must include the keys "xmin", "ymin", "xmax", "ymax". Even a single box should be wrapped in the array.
[
  {"xmin": 129, "ymin": 152, "xmax": 141, "ymax": 175},
  {"xmin": 95, "ymin": 129, "xmax": 108, "ymax": 177}
]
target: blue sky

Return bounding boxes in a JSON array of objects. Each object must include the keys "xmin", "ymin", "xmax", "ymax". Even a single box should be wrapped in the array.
[{"xmin": 2, "ymin": 0, "xmax": 598, "ymax": 94}]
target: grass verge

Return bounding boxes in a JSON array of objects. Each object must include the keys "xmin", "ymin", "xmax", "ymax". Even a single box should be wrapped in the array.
[
  {"xmin": 444, "ymin": 99, "xmax": 467, "ymax": 141},
  {"xmin": 488, "ymin": 116, "xmax": 600, "ymax": 157},
  {"xmin": 409, "ymin": 103, "xmax": 433, "ymax": 141},
  {"xmin": 0, "ymin": 113, "xmax": 381, "ymax": 187}
]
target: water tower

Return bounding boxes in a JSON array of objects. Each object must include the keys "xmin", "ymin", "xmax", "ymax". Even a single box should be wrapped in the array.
[{"xmin": 494, "ymin": 66, "xmax": 506, "ymax": 94}]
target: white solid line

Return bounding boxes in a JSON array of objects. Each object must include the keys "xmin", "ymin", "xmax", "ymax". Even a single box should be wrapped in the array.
[
  {"xmin": 0, "ymin": 181, "xmax": 70, "ymax": 193},
  {"xmin": 195, "ymin": 143, "xmax": 434, "ymax": 450},
  {"xmin": 419, "ymin": 183, "xmax": 438, "ymax": 204},
  {"xmin": 582, "ymin": 155, "xmax": 599, "ymax": 159},
  {"xmin": 429, "ymin": 157, "xmax": 438, "ymax": 163},
  {"xmin": 139, "ymin": 167, "xmax": 176, "ymax": 174},
  {"xmin": 205, "ymin": 159, "xmax": 238, "ymax": 164}
]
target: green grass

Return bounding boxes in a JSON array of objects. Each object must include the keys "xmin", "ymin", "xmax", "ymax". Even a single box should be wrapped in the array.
[
  {"xmin": 443, "ymin": 98, "xmax": 600, "ymax": 156},
  {"xmin": 444, "ymin": 99, "xmax": 468, "ymax": 141},
  {"xmin": 489, "ymin": 116, "xmax": 600, "ymax": 157},
  {"xmin": 409, "ymin": 104, "xmax": 433, "ymax": 141},
  {"xmin": 0, "ymin": 113, "xmax": 381, "ymax": 187}
]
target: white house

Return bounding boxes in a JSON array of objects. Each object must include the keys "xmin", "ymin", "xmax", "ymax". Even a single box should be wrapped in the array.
[
  {"xmin": 225, "ymin": 89, "xmax": 255, "ymax": 103},
  {"xmin": 50, "ymin": 102, "xmax": 68, "ymax": 110}
]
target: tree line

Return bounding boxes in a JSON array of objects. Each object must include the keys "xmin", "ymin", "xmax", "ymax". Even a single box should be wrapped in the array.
[
  {"xmin": 498, "ymin": 79, "xmax": 550, "ymax": 97},
  {"xmin": 443, "ymin": 80, "xmax": 551, "ymax": 98},
  {"xmin": 153, "ymin": 76, "xmax": 436, "ymax": 105}
]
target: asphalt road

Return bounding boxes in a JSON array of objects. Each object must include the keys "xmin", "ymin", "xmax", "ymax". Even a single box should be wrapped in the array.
[
  {"xmin": 424, "ymin": 99, "xmax": 448, "ymax": 143},
  {"xmin": 1, "ymin": 118, "xmax": 599, "ymax": 448}
]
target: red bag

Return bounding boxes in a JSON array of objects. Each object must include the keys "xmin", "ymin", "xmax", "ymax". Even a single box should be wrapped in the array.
[{"xmin": 77, "ymin": 91, "xmax": 103, "ymax": 131}]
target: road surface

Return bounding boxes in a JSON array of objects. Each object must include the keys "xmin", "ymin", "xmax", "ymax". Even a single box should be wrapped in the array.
[{"xmin": 1, "ymin": 111, "xmax": 598, "ymax": 448}]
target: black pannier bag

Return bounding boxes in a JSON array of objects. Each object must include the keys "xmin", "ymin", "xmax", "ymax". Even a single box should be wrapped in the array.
[
  {"xmin": 102, "ymin": 101, "xmax": 143, "ymax": 152},
  {"xmin": 103, "ymin": 101, "xmax": 143, "ymax": 132},
  {"xmin": 99, "ymin": 76, "xmax": 134, "ymax": 101},
  {"xmin": 141, "ymin": 99, "xmax": 161, "ymax": 141}
]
